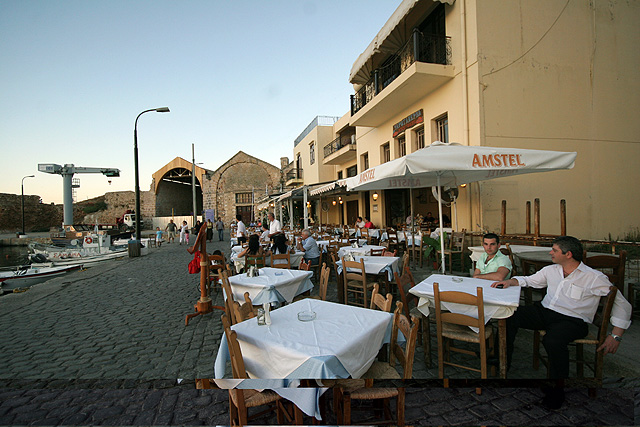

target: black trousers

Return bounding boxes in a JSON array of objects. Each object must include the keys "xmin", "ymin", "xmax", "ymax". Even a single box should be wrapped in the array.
[{"xmin": 506, "ymin": 302, "xmax": 588, "ymax": 379}]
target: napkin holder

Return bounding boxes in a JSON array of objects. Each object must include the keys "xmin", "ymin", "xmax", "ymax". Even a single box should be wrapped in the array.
[
  {"xmin": 351, "ymin": 242, "xmax": 359, "ymax": 248},
  {"xmin": 247, "ymin": 266, "xmax": 260, "ymax": 277},
  {"xmin": 344, "ymin": 253, "xmax": 355, "ymax": 262}
]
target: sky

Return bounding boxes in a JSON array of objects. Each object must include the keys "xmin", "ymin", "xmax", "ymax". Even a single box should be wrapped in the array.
[{"xmin": 0, "ymin": 0, "xmax": 400, "ymax": 204}]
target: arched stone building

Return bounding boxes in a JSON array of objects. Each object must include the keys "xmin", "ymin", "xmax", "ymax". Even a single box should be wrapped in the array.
[{"xmin": 146, "ymin": 152, "xmax": 283, "ymax": 225}]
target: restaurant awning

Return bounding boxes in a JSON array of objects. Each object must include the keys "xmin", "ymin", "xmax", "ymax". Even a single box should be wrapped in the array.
[
  {"xmin": 308, "ymin": 179, "xmax": 348, "ymax": 196},
  {"xmin": 349, "ymin": 0, "xmax": 455, "ymax": 85},
  {"xmin": 277, "ymin": 187, "xmax": 305, "ymax": 201}
]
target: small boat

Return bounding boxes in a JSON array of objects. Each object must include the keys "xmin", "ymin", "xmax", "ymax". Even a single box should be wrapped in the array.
[
  {"xmin": 30, "ymin": 250, "xmax": 127, "ymax": 267},
  {"xmin": 29, "ymin": 232, "xmax": 128, "ymax": 266},
  {"xmin": 0, "ymin": 264, "xmax": 82, "ymax": 292},
  {"xmin": 49, "ymin": 224, "xmax": 132, "ymax": 247}
]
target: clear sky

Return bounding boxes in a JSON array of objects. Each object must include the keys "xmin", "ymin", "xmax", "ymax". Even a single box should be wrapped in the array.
[{"xmin": 0, "ymin": 0, "xmax": 399, "ymax": 204}]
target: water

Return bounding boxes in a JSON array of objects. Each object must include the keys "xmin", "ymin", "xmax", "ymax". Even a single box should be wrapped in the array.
[{"xmin": 0, "ymin": 246, "xmax": 30, "ymax": 267}]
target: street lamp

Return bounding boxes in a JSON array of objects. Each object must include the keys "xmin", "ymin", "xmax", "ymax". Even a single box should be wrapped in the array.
[
  {"xmin": 134, "ymin": 107, "xmax": 170, "ymax": 240},
  {"xmin": 21, "ymin": 175, "xmax": 35, "ymax": 235}
]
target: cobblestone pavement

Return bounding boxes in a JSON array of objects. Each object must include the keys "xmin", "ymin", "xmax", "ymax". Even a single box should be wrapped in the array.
[{"xmin": 0, "ymin": 231, "xmax": 638, "ymax": 425}]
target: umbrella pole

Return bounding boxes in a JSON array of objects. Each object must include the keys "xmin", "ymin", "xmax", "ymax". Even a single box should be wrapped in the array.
[
  {"xmin": 410, "ymin": 187, "xmax": 415, "ymax": 267},
  {"xmin": 437, "ymin": 175, "xmax": 446, "ymax": 273}
]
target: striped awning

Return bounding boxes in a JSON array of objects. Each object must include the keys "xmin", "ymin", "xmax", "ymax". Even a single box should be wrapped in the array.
[{"xmin": 308, "ymin": 180, "xmax": 348, "ymax": 196}]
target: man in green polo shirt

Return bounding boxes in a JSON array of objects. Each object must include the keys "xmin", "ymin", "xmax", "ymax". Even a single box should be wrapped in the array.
[{"xmin": 473, "ymin": 233, "xmax": 512, "ymax": 280}]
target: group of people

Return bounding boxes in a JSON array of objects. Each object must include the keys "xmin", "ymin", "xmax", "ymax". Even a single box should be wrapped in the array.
[{"xmin": 472, "ymin": 232, "xmax": 631, "ymax": 409}]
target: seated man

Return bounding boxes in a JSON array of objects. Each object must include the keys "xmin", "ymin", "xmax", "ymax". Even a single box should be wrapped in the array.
[
  {"xmin": 473, "ymin": 233, "xmax": 512, "ymax": 281},
  {"xmin": 492, "ymin": 236, "xmax": 632, "ymax": 409},
  {"xmin": 355, "ymin": 216, "xmax": 365, "ymax": 229},
  {"xmin": 296, "ymin": 228, "xmax": 320, "ymax": 266}
]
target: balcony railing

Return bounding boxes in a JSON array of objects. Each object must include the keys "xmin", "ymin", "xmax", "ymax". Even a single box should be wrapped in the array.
[
  {"xmin": 351, "ymin": 30, "xmax": 451, "ymax": 115},
  {"xmin": 324, "ymin": 134, "xmax": 355, "ymax": 158},
  {"xmin": 284, "ymin": 168, "xmax": 303, "ymax": 182}
]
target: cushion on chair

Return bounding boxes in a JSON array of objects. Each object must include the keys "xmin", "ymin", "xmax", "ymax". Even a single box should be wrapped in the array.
[{"xmin": 442, "ymin": 323, "xmax": 493, "ymax": 343}]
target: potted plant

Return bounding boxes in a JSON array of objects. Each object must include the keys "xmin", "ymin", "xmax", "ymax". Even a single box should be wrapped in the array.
[{"xmin": 423, "ymin": 231, "xmax": 447, "ymax": 269}]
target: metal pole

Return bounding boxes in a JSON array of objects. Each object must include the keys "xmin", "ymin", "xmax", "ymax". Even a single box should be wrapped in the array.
[
  {"xmin": 192, "ymin": 143, "xmax": 197, "ymax": 228},
  {"xmin": 21, "ymin": 175, "xmax": 34, "ymax": 235},
  {"xmin": 62, "ymin": 169, "xmax": 74, "ymax": 226},
  {"xmin": 303, "ymin": 186, "xmax": 309, "ymax": 229},
  {"xmin": 437, "ymin": 176, "xmax": 446, "ymax": 273}
]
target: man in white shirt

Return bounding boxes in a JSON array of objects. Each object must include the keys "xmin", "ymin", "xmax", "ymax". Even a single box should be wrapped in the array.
[
  {"xmin": 268, "ymin": 212, "xmax": 282, "ymax": 239},
  {"xmin": 493, "ymin": 236, "xmax": 631, "ymax": 408},
  {"xmin": 235, "ymin": 214, "xmax": 246, "ymax": 245}
]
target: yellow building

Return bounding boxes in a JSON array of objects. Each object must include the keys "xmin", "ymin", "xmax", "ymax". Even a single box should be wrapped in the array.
[{"xmin": 299, "ymin": 0, "xmax": 639, "ymax": 240}]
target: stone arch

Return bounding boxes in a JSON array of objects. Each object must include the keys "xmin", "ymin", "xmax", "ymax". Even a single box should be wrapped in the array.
[{"xmin": 153, "ymin": 157, "xmax": 207, "ymax": 217}]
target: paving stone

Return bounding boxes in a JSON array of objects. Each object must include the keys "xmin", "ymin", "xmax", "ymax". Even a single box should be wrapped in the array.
[{"xmin": 91, "ymin": 405, "xmax": 125, "ymax": 421}]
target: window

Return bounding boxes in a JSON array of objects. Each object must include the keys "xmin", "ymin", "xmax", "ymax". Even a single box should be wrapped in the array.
[
  {"xmin": 337, "ymin": 171, "xmax": 343, "ymax": 180},
  {"xmin": 416, "ymin": 127, "xmax": 425, "ymax": 149},
  {"xmin": 397, "ymin": 136, "xmax": 406, "ymax": 158},
  {"xmin": 382, "ymin": 143, "xmax": 391, "ymax": 163},
  {"xmin": 346, "ymin": 165, "xmax": 357, "ymax": 177},
  {"xmin": 309, "ymin": 142, "xmax": 315, "ymax": 165},
  {"xmin": 296, "ymin": 154, "xmax": 302, "ymax": 178},
  {"xmin": 236, "ymin": 192, "xmax": 252, "ymax": 204},
  {"xmin": 361, "ymin": 152, "xmax": 369, "ymax": 171},
  {"xmin": 435, "ymin": 114, "xmax": 449, "ymax": 144}
]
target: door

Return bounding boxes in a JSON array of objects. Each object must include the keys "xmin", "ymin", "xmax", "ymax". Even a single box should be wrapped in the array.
[
  {"xmin": 346, "ymin": 200, "xmax": 359, "ymax": 226},
  {"xmin": 236, "ymin": 206, "xmax": 252, "ymax": 224}
]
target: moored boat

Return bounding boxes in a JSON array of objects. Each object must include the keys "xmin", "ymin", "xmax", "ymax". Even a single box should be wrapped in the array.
[{"xmin": 0, "ymin": 264, "xmax": 82, "ymax": 292}]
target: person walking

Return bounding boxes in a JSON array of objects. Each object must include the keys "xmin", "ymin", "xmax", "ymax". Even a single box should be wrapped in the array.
[
  {"xmin": 179, "ymin": 221, "xmax": 189, "ymax": 245},
  {"xmin": 215, "ymin": 217, "xmax": 224, "ymax": 241},
  {"xmin": 206, "ymin": 219, "xmax": 214, "ymax": 242},
  {"xmin": 165, "ymin": 219, "xmax": 177, "ymax": 244}
]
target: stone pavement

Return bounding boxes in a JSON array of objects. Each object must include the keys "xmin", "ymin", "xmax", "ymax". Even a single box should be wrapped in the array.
[{"xmin": 0, "ymin": 231, "xmax": 638, "ymax": 425}]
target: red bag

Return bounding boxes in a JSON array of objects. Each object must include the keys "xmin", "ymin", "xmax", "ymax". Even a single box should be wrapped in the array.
[{"xmin": 188, "ymin": 251, "xmax": 201, "ymax": 274}]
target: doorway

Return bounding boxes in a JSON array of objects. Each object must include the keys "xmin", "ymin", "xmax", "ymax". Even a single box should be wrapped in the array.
[{"xmin": 346, "ymin": 200, "xmax": 359, "ymax": 226}]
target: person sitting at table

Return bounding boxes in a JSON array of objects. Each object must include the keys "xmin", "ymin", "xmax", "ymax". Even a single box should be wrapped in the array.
[
  {"xmin": 296, "ymin": 228, "xmax": 321, "ymax": 266},
  {"xmin": 237, "ymin": 234, "xmax": 266, "ymax": 260},
  {"xmin": 472, "ymin": 233, "xmax": 512, "ymax": 281},
  {"xmin": 491, "ymin": 236, "xmax": 632, "ymax": 409},
  {"xmin": 355, "ymin": 216, "xmax": 365, "ymax": 229},
  {"xmin": 425, "ymin": 211, "xmax": 435, "ymax": 223},
  {"xmin": 259, "ymin": 223, "xmax": 270, "ymax": 243},
  {"xmin": 364, "ymin": 217, "xmax": 374, "ymax": 229},
  {"xmin": 267, "ymin": 233, "xmax": 293, "ymax": 256},
  {"xmin": 267, "ymin": 212, "xmax": 282, "ymax": 238}
]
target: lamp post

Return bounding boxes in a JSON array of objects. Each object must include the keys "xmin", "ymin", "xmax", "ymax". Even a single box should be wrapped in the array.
[
  {"xmin": 21, "ymin": 175, "xmax": 35, "ymax": 235},
  {"xmin": 134, "ymin": 107, "xmax": 170, "ymax": 240}
]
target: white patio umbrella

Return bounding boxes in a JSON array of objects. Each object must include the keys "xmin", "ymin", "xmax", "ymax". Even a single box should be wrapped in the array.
[{"xmin": 344, "ymin": 141, "xmax": 577, "ymax": 273}]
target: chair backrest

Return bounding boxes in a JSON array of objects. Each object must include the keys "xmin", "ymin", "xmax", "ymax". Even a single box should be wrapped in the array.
[
  {"xmin": 593, "ymin": 287, "xmax": 618, "ymax": 343},
  {"xmin": 299, "ymin": 259, "xmax": 311, "ymax": 271},
  {"xmin": 232, "ymin": 292, "xmax": 257, "ymax": 323},
  {"xmin": 499, "ymin": 243, "xmax": 517, "ymax": 276},
  {"xmin": 245, "ymin": 254, "xmax": 265, "ymax": 268},
  {"xmin": 209, "ymin": 254, "xmax": 227, "ymax": 281},
  {"xmin": 389, "ymin": 301, "xmax": 420, "ymax": 379},
  {"xmin": 342, "ymin": 257, "xmax": 367, "ymax": 286},
  {"xmin": 221, "ymin": 314, "xmax": 248, "ymax": 379},
  {"xmin": 451, "ymin": 231, "xmax": 466, "ymax": 252},
  {"xmin": 270, "ymin": 252, "xmax": 291, "ymax": 269},
  {"xmin": 433, "ymin": 283, "xmax": 485, "ymax": 331},
  {"xmin": 318, "ymin": 262, "xmax": 330, "ymax": 301},
  {"xmin": 400, "ymin": 252, "xmax": 410, "ymax": 273},
  {"xmin": 219, "ymin": 270, "xmax": 237, "ymax": 324},
  {"xmin": 370, "ymin": 283, "xmax": 393, "ymax": 312},
  {"xmin": 330, "ymin": 252, "xmax": 342, "ymax": 284},
  {"xmin": 584, "ymin": 251, "xmax": 626, "ymax": 291},
  {"xmin": 370, "ymin": 247, "xmax": 385, "ymax": 256},
  {"xmin": 394, "ymin": 267, "xmax": 417, "ymax": 319},
  {"xmin": 386, "ymin": 228, "xmax": 398, "ymax": 244},
  {"xmin": 382, "ymin": 249, "xmax": 397, "ymax": 257}
]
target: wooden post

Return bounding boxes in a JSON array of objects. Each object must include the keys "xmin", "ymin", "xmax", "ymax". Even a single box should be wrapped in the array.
[
  {"xmin": 501, "ymin": 200, "xmax": 507, "ymax": 236},
  {"xmin": 526, "ymin": 201, "xmax": 531, "ymax": 235},
  {"xmin": 185, "ymin": 225, "xmax": 213, "ymax": 325},
  {"xmin": 534, "ymin": 198, "xmax": 540, "ymax": 244},
  {"xmin": 560, "ymin": 199, "xmax": 566, "ymax": 236}
]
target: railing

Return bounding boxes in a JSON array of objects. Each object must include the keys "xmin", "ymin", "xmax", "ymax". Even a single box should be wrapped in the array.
[
  {"xmin": 351, "ymin": 30, "xmax": 451, "ymax": 115},
  {"xmin": 284, "ymin": 169, "xmax": 303, "ymax": 181},
  {"xmin": 323, "ymin": 134, "xmax": 356, "ymax": 158}
]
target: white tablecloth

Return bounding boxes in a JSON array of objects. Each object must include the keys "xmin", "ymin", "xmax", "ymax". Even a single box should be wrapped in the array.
[
  {"xmin": 336, "ymin": 255, "xmax": 400, "ymax": 281},
  {"xmin": 409, "ymin": 274, "xmax": 520, "ymax": 325},
  {"xmin": 337, "ymin": 245, "xmax": 386, "ymax": 259},
  {"xmin": 468, "ymin": 244, "xmax": 550, "ymax": 263},
  {"xmin": 214, "ymin": 299, "xmax": 395, "ymax": 379},
  {"xmin": 228, "ymin": 267, "xmax": 313, "ymax": 305}
]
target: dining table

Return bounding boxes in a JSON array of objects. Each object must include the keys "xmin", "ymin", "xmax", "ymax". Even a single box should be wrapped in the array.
[
  {"xmin": 227, "ymin": 267, "xmax": 313, "ymax": 305},
  {"xmin": 335, "ymin": 255, "xmax": 400, "ymax": 281},
  {"xmin": 337, "ymin": 244, "xmax": 387, "ymax": 259},
  {"xmin": 214, "ymin": 298, "xmax": 397, "ymax": 379},
  {"xmin": 230, "ymin": 247, "xmax": 306, "ymax": 273},
  {"xmin": 408, "ymin": 274, "xmax": 521, "ymax": 378}
]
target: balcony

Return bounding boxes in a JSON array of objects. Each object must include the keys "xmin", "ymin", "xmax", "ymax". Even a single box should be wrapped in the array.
[
  {"xmin": 323, "ymin": 135, "xmax": 356, "ymax": 165},
  {"xmin": 284, "ymin": 168, "xmax": 304, "ymax": 187},
  {"xmin": 350, "ymin": 30, "xmax": 454, "ymax": 127}
]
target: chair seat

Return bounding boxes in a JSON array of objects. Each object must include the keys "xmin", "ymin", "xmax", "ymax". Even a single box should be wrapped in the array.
[
  {"xmin": 537, "ymin": 329, "xmax": 598, "ymax": 345},
  {"xmin": 350, "ymin": 387, "xmax": 400, "ymax": 400},
  {"xmin": 442, "ymin": 323, "xmax": 493, "ymax": 343},
  {"xmin": 229, "ymin": 389, "xmax": 281, "ymax": 408},
  {"xmin": 362, "ymin": 361, "xmax": 402, "ymax": 379}
]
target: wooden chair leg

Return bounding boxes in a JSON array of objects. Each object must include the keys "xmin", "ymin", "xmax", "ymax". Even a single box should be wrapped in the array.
[
  {"xmin": 343, "ymin": 393, "xmax": 352, "ymax": 425},
  {"xmin": 397, "ymin": 388, "xmax": 405, "ymax": 427}
]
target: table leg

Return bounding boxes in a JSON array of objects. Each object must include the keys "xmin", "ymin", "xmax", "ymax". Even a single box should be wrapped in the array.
[{"xmin": 498, "ymin": 319, "xmax": 507, "ymax": 379}]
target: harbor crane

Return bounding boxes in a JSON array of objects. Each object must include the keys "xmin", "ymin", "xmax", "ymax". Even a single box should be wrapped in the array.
[{"xmin": 38, "ymin": 163, "xmax": 120, "ymax": 226}]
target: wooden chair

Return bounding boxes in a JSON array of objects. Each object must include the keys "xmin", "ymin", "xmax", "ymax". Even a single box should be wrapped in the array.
[
  {"xmin": 270, "ymin": 252, "xmax": 291, "ymax": 269},
  {"xmin": 209, "ymin": 253, "xmax": 227, "ymax": 291},
  {"xmin": 221, "ymin": 314, "xmax": 299, "ymax": 426},
  {"xmin": 219, "ymin": 270, "xmax": 238, "ymax": 324},
  {"xmin": 533, "ymin": 287, "xmax": 617, "ymax": 383},
  {"xmin": 395, "ymin": 267, "xmax": 432, "ymax": 367},
  {"xmin": 370, "ymin": 247, "xmax": 384, "ymax": 256},
  {"xmin": 434, "ymin": 283, "xmax": 494, "ymax": 379},
  {"xmin": 385, "ymin": 228, "xmax": 400, "ymax": 254},
  {"xmin": 334, "ymin": 302, "xmax": 420, "ymax": 426},
  {"xmin": 584, "ymin": 250, "xmax": 628, "ymax": 303},
  {"xmin": 343, "ymin": 257, "xmax": 376, "ymax": 308},
  {"xmin": 245, "ymin": 254, "xmax": 265, "ymax": 268},
  {"xmin": 499, "ymin": 243, "xmax": 517, "ymax": 276},
  {"xmin": 370, "ymin": 283, "xmax": 393, "ymax": 312},
  {"xmin": 295, "ymin": 262, "xmax": 330, "ymax": 303},
  {"xmin": 299, "ymin": 259, "xmax": 311, "ymax": 271},
  {"xmin": 360, "ymin": 227, "xmax": 370, "ymax": 244},
  {"xmin": 436, "ymin": 230, "xmax": 467, "ymax": 274},
  {"xmin": 231, "ymin": 292, "xmax": 258, "ymax": 323},
  {"xmin": 330, "ymin": 253, "xmax": 344, "ymax": 304},
  {"xmin": 382, "ymin": 249, "xmax": 398, "ymax": 257}
]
